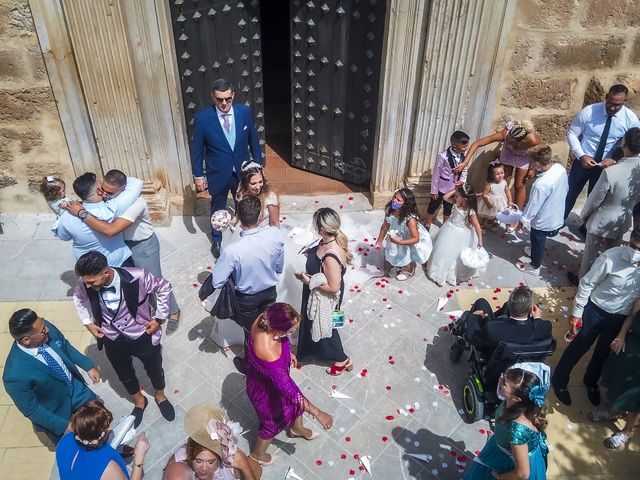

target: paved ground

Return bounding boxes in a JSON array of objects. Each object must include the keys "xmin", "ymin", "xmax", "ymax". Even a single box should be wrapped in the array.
[{"xmin": 0, "ymin": 193, "xmax": 638, "ymax": 480}]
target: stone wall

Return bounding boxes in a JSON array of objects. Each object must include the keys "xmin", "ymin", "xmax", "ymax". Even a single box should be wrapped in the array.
[
  {"xmin": 466, "ymin": 0, "xmax": 640, "ymax": 189},
  {"xmin": 0, "ymin": 0, "xmax": 72, "ymax": 213}
]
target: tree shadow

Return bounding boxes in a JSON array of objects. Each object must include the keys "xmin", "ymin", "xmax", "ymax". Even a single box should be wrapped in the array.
[{"xmin": 391, "ymin": 425, "xmax": 475, "ymax": 478}]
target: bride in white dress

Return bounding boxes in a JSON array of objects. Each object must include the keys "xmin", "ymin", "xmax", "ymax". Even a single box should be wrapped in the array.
[{"xmin": 427, "ymin": 184, "xmax": 484, "ymax": 286}]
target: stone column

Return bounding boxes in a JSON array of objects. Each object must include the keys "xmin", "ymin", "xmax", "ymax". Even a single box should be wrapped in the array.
[
  {"xmin": 404, "ymin": 0, "xmax": 516, "ymax": 202},
  {"xmin": 369, "ymin": 0, "xmax": 430, "ymax": 208}
]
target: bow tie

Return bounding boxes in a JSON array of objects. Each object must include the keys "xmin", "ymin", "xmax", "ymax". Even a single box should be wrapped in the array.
[{"xmin": 100, "ymin": 286, "xmax": 116, "ymax": 294}]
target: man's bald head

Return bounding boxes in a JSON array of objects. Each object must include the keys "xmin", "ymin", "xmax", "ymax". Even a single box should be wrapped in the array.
[{"xmin": 163, "ymin": 461, "xmax": 194, "ymax": 480}]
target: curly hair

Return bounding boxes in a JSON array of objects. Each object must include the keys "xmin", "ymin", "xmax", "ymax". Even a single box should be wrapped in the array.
[
  {"xmin": 384, "ymin": 187, "xmax": 420, "ymax": 224},
  {"xmin": 498, "ymin": 368, "xmax": 548, "ymax": 433},
  {"xmin": 486, "ymin": 162, "xmax": 505, "ymax": 183},
  {"xmin": 39, "ymin": 176, "xmax": 65, "ymax": 201},
  {"xmin": 256, "ymin": 302, "xmax": 301, "ymax": 332},
  {"xmin": 185, "ymin": 437, "xmax": 220, "ymax": 469},
  {"xmin": 236, "ymin": 164, "xmax": 278, "ymax": 205}
]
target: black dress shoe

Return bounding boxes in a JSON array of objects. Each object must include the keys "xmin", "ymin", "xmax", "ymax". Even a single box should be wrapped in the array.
[
  {"xmin": 552, "ymin": 382, "xmax": 572, "ymax": 406},
  {"xmin": 211, "ymin": 240, "xmax": 221, "ymax": 259},
  {"xmin": 586, "ymin": 385, "xmax": 601, "ymax": 406},
  {"xmin": 156, "ymin": 398, "xmax": 176, "ymax": 421},
  {"xmin": 567, "ymin": 272, "xmax": 579, "ymax": 286},
  {"xmin": 131, "ymin": 396, "xmax": 148, "ymax": 428},
  {"xmin": 233, "ymin": 356, "xmax": 247, "ymax": 375}
]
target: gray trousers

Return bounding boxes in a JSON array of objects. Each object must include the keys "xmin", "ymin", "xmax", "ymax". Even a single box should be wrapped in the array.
[
  {"xmin": 578, "ymin": 232, "xmax": 622, "ymax": 278},
  {"xmin": 126, "ymin": 233, "xmax": 180, "ymax": 314}
]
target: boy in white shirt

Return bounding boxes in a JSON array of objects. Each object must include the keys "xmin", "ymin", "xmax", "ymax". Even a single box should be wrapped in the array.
[{"xmin": 517, "ymin": 145, "xmax": 569, "ymax": 275}]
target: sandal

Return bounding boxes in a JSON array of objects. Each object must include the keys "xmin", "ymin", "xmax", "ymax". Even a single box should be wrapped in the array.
[
  {"xmin": 326, "ymin": 359, "xmax": 353, "ymax": 376},
  {"xmin": 588, "ymin": 409, "xmax": 614, "ymax": 423},
  {"xmin": 288, "ymin": 429, "xmax": 321, "ymax": 441},
  {"xmin": 396, "ymin": 267, "xmax": 416, "ymax": 281},
  {"xmin": 603, "ymin": 431, "xmax": 629, "ymax": 449},
  {"xmin": 250, "ymin": 454, "xmax": 280, "ymax": 466}
]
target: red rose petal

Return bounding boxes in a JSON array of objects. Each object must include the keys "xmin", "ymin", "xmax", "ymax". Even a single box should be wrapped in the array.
[
  {"xmin": 341, "ymin": 454, "xmax": 347, "ymax": 459},
  {"xmin": 449, "ymin": 315, "xmax": 456, "ymax": 320},
  {"xmin": 475, "ymin": 450, "xmax": 481, "ymax": 455},
  {"xmin": 314, "ymin": 200, "xmax": 319, "ymax": 204},
  {"xmin": 408, "ymin": 407, "xmax": 415, "ymax": 413},
  {"xmin": 206, "ymin": 265, "xmax": 212, "ymax": 270},
  {"xmin": 173, "ymin": 389, "xmax": 180, "ymax": 394},
  {"xmin": 339, "ymin": 205, "xmax": 344, "ymax": 209},
  {"xmin": 331, "ymin": 384, "xmax": 337, "ymax": 390},
  {"xmin": 354, "ymin": 454, "xmax": 360, "ymax": 460},
  {"xmin": 316, "ymin": 460, "xmax": 322, "ymax": 466},
  {"xmin": 382, "ymin": 436, "xmax": 388, "ymax": 442},
  {"xmin": 492, "ymin": 297, "xmax": 498, "ymax": 300},
  {"xmin": 398, "ymin": 290, "xmax": 403, "ymax": 294},
  {"xmin": 438, "ymin": 385, "xmax": 444, "ymax": 390},
  {"xmin": 348, "ymin": 318, "xmax": 354, "ymax": 323},
  {"xmin": 364, "ymin": 238, "xmax": 368, "ymax": 242},
  {"xmin": 348, "ymin": 196, "xmax": 354, "ymax": 201},
  {"xmin": 479, "ymin": 428, "xmax": 485, "ymax": 434},
  {"xmin": 345, "ymin": 436, "xmax": 351, "ymax": 442},
  {"xmin": 416, "ymin": 313, "xmax": 421, "ymax": 317},
  {"xmin": 385, "ymin": 415, "xmax": 394, "ymax": 420},
  {"xmin": 385, "ymin": 385, "xmax": 392, "ymax": 391},
  {"xmin": 192, "ymin": 283, "xmax": 199, "ymax": 288},
  {"xmin": 349, "ymin": 469, "xmax": 356, "ymax": 475},
  {"xmin": 450, "ymin": 451, "xmax": 458, "ymax": 457}
]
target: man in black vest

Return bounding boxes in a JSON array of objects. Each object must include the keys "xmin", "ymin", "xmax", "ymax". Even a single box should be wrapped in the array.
[{"xmin": 72, "ymin": 251, "xmax": 175, "ymax": 427}]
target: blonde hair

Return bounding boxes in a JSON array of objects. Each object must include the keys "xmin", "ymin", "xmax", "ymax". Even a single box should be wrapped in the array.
[
  {"xmin": 507, "ymin": 120, "xmax": 535, "ymax": 141},
  {"xmin": 313, "ymin": 207, "xmax": 353, "ymax": 264}
]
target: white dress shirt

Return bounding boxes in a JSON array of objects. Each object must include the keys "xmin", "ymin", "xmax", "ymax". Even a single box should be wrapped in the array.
[
  {"xmin": 573, "ymin": 246, "xmax": 640, "ymax": 317},
  {"xmin": 212, "ymin": 226, "xmax": 284, "ymax": 294},
  {"xmin": 17, "ymin": 342, "xmax": 72, "ymax": 381},
  {"xmin": 100, "ymin": 269, "xmax": 121, "ymax": 312},
  {"xmin": 567, "ymin": 103, "xmax": 640, "ymax": 160},
  {"xmin": 521, "ymin": 163, "xmax": 568, "ymax": 231}
]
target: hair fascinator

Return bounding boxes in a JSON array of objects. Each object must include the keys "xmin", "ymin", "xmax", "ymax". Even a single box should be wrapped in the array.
[
  {"xmin": 511, "ymin": 362, "xmax": 551, "ymax": 407},
  {"xmin": 489, "ymin": 159, "xmax": 502, "ymax": 166},
  {"xmin": 75, "ymin": 430, "xmax": 105, "ymax": 446},
  {"xmin": 205, "ymin": 418, "xmax": 242, "ymax": 462},
  {"xmin": 241, "ymin": 161, "xmax": 262, "ymax": 172},
  {"xmin": 46, "ymin": 175, "xmax": 56, "ymax": 182}
]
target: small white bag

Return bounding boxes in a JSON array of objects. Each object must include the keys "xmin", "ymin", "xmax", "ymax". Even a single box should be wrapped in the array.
[{"xmin": 460, "ymin": 247, "xmax": 490, "ymax": 269}]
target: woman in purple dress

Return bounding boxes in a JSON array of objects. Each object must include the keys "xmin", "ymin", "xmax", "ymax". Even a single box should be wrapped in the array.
[{"xmin": 246, "ymin": 303, "xmax": 333, "ymax": 466}]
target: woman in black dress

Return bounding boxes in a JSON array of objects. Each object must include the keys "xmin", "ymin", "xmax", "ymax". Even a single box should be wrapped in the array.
[{"xmin": 295, "ymin": 208, "xmax": 353, "ymax": 375}]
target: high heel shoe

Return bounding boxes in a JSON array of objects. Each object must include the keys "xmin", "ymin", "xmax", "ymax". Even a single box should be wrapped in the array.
[{"xmin": 326, "ymin": 359, "xmax": 353, "ymax": 376}]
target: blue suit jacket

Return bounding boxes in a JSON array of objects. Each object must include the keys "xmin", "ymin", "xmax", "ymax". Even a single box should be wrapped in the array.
[
  {"xmin": 191, "ymin": 104, "xmax": 264, "ymax": 195},
  {"xmin": 2, "ymin": 321, "xmax": 96, "ymax": 437}
]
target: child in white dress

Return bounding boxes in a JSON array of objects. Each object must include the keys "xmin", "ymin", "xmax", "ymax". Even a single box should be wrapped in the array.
[
  {"xmin": 39, "ymin": 175, "xmax": 73, "ymax": 216},
  {"xmin": 428, "ymin": 184, "xmax": 484, "ymax": 286},
  {"xmin": 375, "ymin": 188, "xmax": 432, "ymax": 281},
  {"xmin": 478, "ymin": 161, "xmax": 512, "ymax": 231}
]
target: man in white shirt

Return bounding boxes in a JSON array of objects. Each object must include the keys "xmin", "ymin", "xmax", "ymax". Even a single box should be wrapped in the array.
[
  {"xmin": 66, "ymin": 170, "xmax": 181, "ymax": 335},
  {"xmin": 564, "ymin": 84, "xmax": 640, "ymax": 221},
  {"xmin": 569, "ymin": 127, "xmax": 640, "ymax": 283},
  {"xmin": 552, "ymin": 228, "xmax": 640, "ymax": 406},
  {"xmin": 55, "ymin": 172, "xmax": 142, "ymax": 267},
  {"xmin": 516, "ymin": 145, "xmax": 568, "ymax": 275}
]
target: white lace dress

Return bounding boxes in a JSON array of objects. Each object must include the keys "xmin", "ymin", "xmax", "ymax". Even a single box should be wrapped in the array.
[
  {"xmin": 477, "ymin": 180, "xmax": 508, "ymax": 219},
  {"xmin": 427, "ymin": 205, "xmax": 480, "ymax": 285}
]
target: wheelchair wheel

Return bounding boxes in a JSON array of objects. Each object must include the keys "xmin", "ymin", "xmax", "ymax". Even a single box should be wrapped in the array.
[
  {"xmin": 462, "ymin": 376, "xmax": 484, "ymax": 423},
  {"xmin": 449, "ymin": 340, "xmax": 464, "ymax": 363}
]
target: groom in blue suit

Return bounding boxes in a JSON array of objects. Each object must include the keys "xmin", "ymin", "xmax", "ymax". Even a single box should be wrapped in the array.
[
  {"xmin": 191, "ymin": 78, "xmax": 264, "ymax": 258},
  {"xmin": 3, "ymin": 309, "xmax": 99, "ymax": 444}
]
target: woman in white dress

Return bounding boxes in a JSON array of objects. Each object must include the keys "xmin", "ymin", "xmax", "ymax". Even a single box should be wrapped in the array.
[
  {"xmin": 427, "ymin": 184, "xmax": 484, "ymax": 286},
  {"xmin": 234, "ymin": 161, "xmax": 280, "ymax": 228}
]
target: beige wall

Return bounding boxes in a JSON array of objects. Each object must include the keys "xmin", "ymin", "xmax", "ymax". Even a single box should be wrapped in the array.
[
  {"xmin": 0, "ymin": 0, "xmax": 72, "ymax": 213},
  {"xmin": 466, "ymin": 0, "xmax": 640, "ymax": 190}
]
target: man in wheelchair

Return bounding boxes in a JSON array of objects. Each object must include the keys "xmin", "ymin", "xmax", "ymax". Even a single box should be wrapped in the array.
[{"xmin": 449, "ymin": 286, "xmax": 555, "ymax": 422}]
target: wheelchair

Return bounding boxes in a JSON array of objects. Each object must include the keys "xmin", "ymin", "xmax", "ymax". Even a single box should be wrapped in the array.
[{"xmin": 449, "ymin": 315, "xmax": 556, "ymax": 423}]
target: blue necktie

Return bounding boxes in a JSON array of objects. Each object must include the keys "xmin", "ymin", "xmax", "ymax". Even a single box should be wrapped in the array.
[{"xmin": 38, "ymin": 345, "xmax": 74, "ymax": 395}]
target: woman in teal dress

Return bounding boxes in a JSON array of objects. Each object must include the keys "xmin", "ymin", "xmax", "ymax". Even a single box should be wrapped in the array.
[
  {"xmin": 591, "ymin": 298, "xmax": 640, "ymax": 449},
  {"xmin": 465, "ymin": 364, "xmax": 549, "ymax": 480}
]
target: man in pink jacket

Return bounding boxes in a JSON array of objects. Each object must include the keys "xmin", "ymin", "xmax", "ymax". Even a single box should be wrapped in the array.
[{"xmin": 72, "ymin": 251, "xmax": 175, "ymax": 427}]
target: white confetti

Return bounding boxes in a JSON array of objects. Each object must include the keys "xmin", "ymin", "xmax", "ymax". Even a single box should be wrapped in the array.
[
  {"xmin": 413, "ymin": 441, "xmax": 420, "ymax": 447},
  {"xmin": 421, "ymin": 365, "xmax": 427, "ymax": 371},
  {"xmin": 442, "ymin": 462, "xmax": 448, "ymax": 468},
  {"xmin": 404, "ymin": 437, "xmax": 411, "ymax": 443},
  {"xmin": 431, "ymin": 469, "xmax": 439, "ymax": 475},
  {"xmin": 414, "ymin": 402, "xmax": 420, "ymax": 409},
  {"xmin": 339, "ymin": 427, "xmax": 346, "ymax": 433},
  {"xmin": 328, "ymin": 460, "xmax": 334, "ymax": 466},
  {"xmin": 349, "ymin": 409, "xmax": 356, "ymax": 414},
  {"xmin": 414, "ymin": 377, "xmax": 421, "ymax": 382},
  {"xmin": 432, "ymin": 401, "xmax": 438, "ymax": 407}
]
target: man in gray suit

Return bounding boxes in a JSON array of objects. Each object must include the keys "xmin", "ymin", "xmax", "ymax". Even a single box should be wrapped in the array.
[{"xmin": 570, "ymin": 127, "xmax": 640, "ymax": 282}]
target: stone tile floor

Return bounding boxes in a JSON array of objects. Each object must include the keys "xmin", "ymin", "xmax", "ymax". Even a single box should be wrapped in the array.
[{"xmin": 0, "ymin": 193, "xmax": 638, "ymax": 479}]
